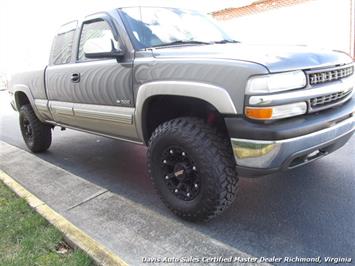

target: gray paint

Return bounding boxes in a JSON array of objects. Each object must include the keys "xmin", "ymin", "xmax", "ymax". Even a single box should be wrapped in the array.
[
  {"xmin": 133, "ymin": 53, "xmax": 269, "ymax": 115},
  {"xmin": 72, "ymin": 60, "xmax": 133, "ymax": 106},
  {"xmin": 8, "ymin": 6, "xmax": 355, "ymax": 146},
  {"xmin": 46, "ymin": 63, "xmax": 76, "ymax": 102},
  {"xmin": 10, "ymin": 69, "xmax": 47, "ymax": 100},
  {"xmin": 150, "ymin": 43, "xmax": 353, "ymax": 72}
]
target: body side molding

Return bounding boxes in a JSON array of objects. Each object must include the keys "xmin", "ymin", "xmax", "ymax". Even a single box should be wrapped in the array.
[{"xmin": 74, "ymin": 103, "xmax": 134, "ymax": 125}]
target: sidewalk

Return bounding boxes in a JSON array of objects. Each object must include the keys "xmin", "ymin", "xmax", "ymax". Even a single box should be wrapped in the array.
[{"xmin": 0, "ymin": 141, "xmax": 257, "ymax": 266}]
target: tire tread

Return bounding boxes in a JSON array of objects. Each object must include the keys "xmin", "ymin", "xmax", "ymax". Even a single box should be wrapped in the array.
[{"xmin": 147, "ymin": 117, "xmax": 239, "ymax": 222}]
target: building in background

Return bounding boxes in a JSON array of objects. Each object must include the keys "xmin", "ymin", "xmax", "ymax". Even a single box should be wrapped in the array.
[{"xmin": 212, "ymin": 0, "xmax": 355, "ymax": 58}]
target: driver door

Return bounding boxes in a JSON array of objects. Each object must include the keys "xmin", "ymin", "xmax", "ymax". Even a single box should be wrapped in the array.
[{"xmin": 71, "ymin": 17, "xmax": 137, "ymax": 141}]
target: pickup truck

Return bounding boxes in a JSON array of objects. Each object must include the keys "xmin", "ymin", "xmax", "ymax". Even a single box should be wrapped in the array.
[{"xmin": 9, "ymin": 5, "xmax": 354, "ymax": 221}]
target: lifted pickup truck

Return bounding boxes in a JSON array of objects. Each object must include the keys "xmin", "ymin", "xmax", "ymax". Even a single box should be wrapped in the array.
[{"xmin": 9, "ymin": 6, "xmax": 354, "ymax": 221}]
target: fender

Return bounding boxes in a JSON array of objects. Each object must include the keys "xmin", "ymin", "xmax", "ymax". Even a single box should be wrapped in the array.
[
  {"xmin": 12, "ymin": 85, "xmax": 35, "ymax": 110},
  {"xmin": 134, "ymin": 80, "xmax": 238, "ymax": 141},
  {"xmin": 12, "ymin": 85, "xmax": 47, "ymax": 122}
]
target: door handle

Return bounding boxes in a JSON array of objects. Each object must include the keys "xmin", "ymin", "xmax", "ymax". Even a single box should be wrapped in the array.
[{"xmin": 71, "ymin": 73, "xmax": 80, "ymax": 83}]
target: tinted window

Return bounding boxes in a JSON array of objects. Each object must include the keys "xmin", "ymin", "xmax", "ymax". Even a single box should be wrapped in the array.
[
  {"xmin": 78, "ymin": 20, "xmax": 115, "ymax": 61},
  {"xmin": 50, "ymin": 30, "xmax": 75, "ymax": 65}
]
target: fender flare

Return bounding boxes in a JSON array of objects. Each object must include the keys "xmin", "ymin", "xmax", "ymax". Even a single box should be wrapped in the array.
[
  {"xmin": 12, "ymin": 85, "xmax": 36, "ymax": 110},
  {"xmin": 12, "ymin": 85, "xmax": 46, "ymax": 121},
  {"xmin": 134, "ymin": 80, "xmax": 237, "ymax": 141}
]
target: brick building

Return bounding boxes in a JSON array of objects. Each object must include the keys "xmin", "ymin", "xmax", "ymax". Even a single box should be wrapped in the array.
[{"xmin": 212, "ymin": 0, "xmax": 355, "ymax": 58}]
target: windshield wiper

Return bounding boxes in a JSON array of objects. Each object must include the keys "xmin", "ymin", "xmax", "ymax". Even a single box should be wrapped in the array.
[
  {"xmin": 151, "ymin": 40, "xmax": 211, "ymax": 48},
  {"xmin": 212, "ymin": 39, "xmax": 240, "ymax": 44}
]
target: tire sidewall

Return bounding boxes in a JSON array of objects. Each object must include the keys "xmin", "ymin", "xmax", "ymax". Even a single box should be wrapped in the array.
[{"xmin": 19, "ymin": 107, "xmax": 34, "ymax": 149}]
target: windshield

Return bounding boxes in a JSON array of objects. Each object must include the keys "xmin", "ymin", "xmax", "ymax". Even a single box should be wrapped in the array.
[{"xmin": 119, "ymin": 7, "xmax": 234, "ymax": 49}]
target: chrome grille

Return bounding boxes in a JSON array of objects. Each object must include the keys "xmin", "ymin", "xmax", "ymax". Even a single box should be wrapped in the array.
[
  {"xmin": 310, "ymin": 89, "xmax": 352, "ymax": 108},
  {"xmin": 308, "ymin": 66, "xmax": 353, "ymax": 85}
]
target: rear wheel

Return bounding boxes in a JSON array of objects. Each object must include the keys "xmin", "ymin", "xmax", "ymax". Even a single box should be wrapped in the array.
[
  {"xmin": 19, "ymin": 104, "xmax": 52, "ymax": 153},
  {"xmin": 147, "ymin": 117, "xmax": 239, "ymax": 222}
]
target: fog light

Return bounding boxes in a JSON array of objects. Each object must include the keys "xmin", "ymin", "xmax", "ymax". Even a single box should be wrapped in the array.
[
  {"xmin": 233, "ymin": 142, "xmax": 276, "ymax": 159},
  {"xmin": 245, "ymin": 102, "xmax": 307, "ymax": 120}
]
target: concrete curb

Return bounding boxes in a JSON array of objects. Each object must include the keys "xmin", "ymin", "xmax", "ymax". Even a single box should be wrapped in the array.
[{"xmin": 0, "ymin": 169, "xmax": 128, "ymax": 266}]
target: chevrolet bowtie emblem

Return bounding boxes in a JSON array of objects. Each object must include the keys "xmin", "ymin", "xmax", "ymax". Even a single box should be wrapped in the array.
[{"xmin": 174, "ymin": 169, "xmax": 184, "ymax": 177}]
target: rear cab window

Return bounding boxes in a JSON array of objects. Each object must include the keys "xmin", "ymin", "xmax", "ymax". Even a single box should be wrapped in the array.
[{"xmin": 49, "ymin": 21, "xmax": 77, "ymax": 65}]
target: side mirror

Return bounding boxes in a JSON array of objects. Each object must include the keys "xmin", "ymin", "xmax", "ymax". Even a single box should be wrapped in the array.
[{"xmin": 83, "ymin": 36, "xmax": 124, "ymax": 59}]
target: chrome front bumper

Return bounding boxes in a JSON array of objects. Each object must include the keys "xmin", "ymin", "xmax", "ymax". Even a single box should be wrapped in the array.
[{"xmin": 231, "ymin": 115, "xmax": 354, "ymax": 176}]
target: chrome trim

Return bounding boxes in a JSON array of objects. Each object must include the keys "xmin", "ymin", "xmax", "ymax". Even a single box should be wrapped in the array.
[
  {"xmin": 308, "ymin": 89, "xmax": 353, "ymax": 113},
  {"xmin": 305, "ymin": 63, "xmax": 354, "ymax": 74},
  {"xmin": 306, "ymin": 64, "xmax": 354, "ymax": 85},
  {"xmin": 230, "ymin": 116, "xmax": 354, "ymax": 169},
  {"xmin": 248, "ymin": 75, "xmax": 354, "ymax": 106}
]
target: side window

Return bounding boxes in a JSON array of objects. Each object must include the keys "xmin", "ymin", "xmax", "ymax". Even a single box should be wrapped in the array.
[
  {"xmin": 50, "ymin": 30, "xmax": 75, "ymax": 65},
  {"xmin": 78, "ymin": 20, "xmax": 115, "ymax": 62}
]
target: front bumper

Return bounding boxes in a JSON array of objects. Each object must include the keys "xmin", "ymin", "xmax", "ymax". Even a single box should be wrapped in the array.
[{"xmin": 227, "ymin": 98, "xmax": 354, "ymax": 177}]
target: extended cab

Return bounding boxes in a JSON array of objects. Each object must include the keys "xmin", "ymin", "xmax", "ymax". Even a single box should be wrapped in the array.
[{"xmin": 9, "ymin": 6, "xmax": 355, "ymax": 221}]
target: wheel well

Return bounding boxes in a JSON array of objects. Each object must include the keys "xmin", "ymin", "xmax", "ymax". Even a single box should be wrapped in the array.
[
  {"xmin": 142, "ymin": 95, "xmax": 228, "ymax": 143},
  {"xmin": 15, "ymin": 91, "xmax": 30, "ymax": 110}
]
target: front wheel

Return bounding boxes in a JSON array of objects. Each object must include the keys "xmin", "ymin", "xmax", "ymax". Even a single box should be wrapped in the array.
[
  {"xmin": 147, "ymin": 117, "xmax": 239, "ymax": 222},
  {"xmin": 19, "ymin": 104, "xmax": 52, "ymax": 153}
]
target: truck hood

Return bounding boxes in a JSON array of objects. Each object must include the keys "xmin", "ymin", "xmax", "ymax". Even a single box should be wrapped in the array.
[{"xmin": 152, "ymin": 43, "xmax": 353, "ymax": 72}]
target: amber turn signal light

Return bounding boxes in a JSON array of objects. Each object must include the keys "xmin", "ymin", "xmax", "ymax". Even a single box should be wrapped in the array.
[{"xmin": 245, "ymin": 107, "xmax": 273, "ymax": 120}]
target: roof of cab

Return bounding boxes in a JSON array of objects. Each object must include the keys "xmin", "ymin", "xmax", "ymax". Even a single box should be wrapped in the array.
[{"xmin": 57, "ymin": 1, "xmax": 198, "ymax": 34}]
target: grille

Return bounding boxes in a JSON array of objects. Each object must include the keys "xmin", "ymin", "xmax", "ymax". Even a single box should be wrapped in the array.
[
  {"xmin": 310, "ymin": 89, "xmax": 352, "ymax": 108},
  {"xmin": 308, "ymin": 66, "xmax": 354, "ymax": 85}
]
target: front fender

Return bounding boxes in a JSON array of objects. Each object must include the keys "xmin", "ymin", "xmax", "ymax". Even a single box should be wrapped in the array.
[{"xmin": 134, "ymin": 80, "xmax": 238, "ymax": 141}]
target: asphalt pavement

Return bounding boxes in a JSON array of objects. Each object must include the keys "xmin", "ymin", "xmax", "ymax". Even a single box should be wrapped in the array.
[{"xmin": 0, "ymin": 91, "xmax": 354, "ymax": 265}]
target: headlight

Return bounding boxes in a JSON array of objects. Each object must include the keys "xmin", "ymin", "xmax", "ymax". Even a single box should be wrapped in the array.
[{"xmin": 246, "ymin": 70, "xmax": 307, "ymax": 94}]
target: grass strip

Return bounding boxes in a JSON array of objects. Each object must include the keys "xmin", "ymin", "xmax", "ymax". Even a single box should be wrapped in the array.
[{"xmin": 0, "ymin": 180, "xmax": 93, "ymax": 266}]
